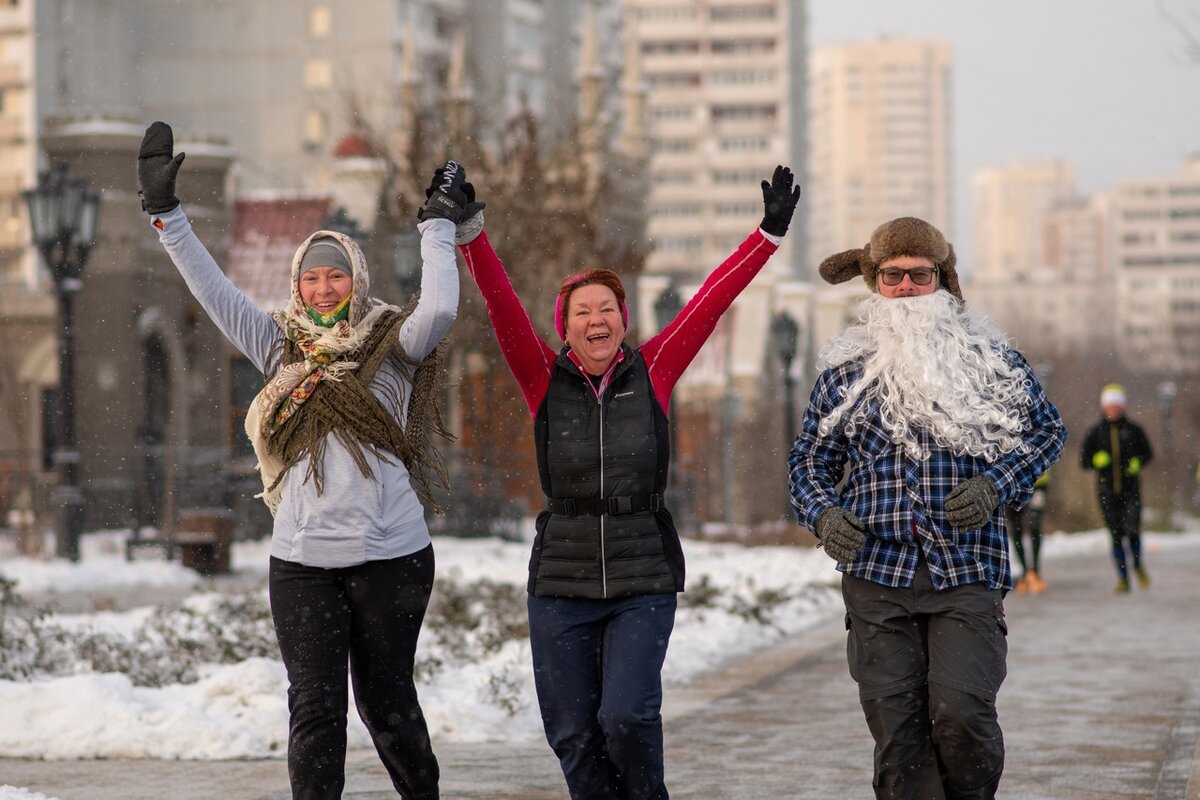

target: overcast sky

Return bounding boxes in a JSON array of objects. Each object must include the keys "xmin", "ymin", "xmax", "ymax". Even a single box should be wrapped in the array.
[{"xmin": 808, "ymin": 0, "xmax": 1200, "ymax": 261}]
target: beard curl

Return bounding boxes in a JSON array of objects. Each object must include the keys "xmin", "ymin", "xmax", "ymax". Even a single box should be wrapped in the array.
[{"xmin": 818, "ymin": 292, "xmax": 1031, "ymax": 461}]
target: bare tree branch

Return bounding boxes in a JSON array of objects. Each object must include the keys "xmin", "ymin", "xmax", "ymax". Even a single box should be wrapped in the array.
[{"xmin": 1158, "ymin": 0, "xmax": 1200, "ymax": 63}]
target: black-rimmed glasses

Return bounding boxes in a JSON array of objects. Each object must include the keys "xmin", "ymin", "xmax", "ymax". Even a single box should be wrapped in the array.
[{"xmin": 878, "ymin": 267, "xmax": 938, "ymax": 286}]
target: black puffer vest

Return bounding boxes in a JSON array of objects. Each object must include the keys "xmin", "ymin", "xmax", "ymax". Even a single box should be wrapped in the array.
[{"xmin": 529, "ymin": 345, "xmax": 685, "ymax": 599}]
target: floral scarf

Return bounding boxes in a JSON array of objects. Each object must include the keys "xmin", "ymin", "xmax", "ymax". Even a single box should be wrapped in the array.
[{"xmin": 244, "ymin": 230, "xmax": 449, "ymax": 515}]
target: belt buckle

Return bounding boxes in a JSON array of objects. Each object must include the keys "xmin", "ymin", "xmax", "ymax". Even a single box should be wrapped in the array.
[{"xmin": 608, "ymin": 496, "xmax": 633, "ymax": 515}]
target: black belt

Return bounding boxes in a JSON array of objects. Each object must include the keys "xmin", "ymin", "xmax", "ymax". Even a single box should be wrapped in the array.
[{"xmin": 546, "ymin": 494, "xmax": 663, "ymax": 517}]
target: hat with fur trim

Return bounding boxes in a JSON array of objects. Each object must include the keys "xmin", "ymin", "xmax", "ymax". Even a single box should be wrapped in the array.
[{"xmin": 818, "ymin": 217, "xmax": 962, "ymax": 301}]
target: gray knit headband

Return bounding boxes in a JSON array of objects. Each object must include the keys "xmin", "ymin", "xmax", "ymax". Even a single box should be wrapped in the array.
[{"xmin": 299, "ymin": 240, "xmax": 352, "ymax": 277}]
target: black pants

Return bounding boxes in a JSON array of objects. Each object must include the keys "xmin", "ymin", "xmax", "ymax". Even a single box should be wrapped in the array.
[
  {"xmin": 1004, "ymin": 505, "xmax": 1042, "ymax": 574},
  {"xmin": 1097, "ymin": 490, "xmax": 1143, "ymax": 580},
  {"xmin": 842, "ymin": 562, "xmax": 1008, "ymax": 800},
  {"xmin": 269, "ymin": 547, "xmax": 438, "ymax": 800}
]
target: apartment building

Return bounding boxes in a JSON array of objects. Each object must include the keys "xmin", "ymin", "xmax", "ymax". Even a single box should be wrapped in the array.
[
  {"xmin": 626, "ymin": 0, "xmax": 806, "ymax": 280},
  {"xmin": 972, "ymin": 160, "xmax": 1076, "ymax": 283},
  {"xmin": 1112, "ymin": 156, "xmax": 1200, "ymax": 373},
  {"xmin": 967, "ymin": 164, "xmax": 1115, "ymax": 360},
  {"xmin": 808, "ymin": 37, "xmax": 950, "ymax": 270},
  {"xmin": 1043, "ymin": 192, "xmax": 1112, "ymax": 283}
]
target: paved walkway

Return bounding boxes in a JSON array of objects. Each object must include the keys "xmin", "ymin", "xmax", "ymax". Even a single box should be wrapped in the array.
[{"xmin": 4, "ymin": 537, "xmax": 1199, "ymax": 799}]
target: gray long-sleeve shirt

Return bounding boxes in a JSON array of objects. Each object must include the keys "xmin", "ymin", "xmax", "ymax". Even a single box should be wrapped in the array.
[{"xmin": 153, "ymin": 207, "xmax": 459, "ymax": 567}]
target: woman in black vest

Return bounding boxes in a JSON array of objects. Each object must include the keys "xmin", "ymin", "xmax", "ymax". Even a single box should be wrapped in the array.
[{"xmin": 455, "ymin": 168, "xmax": 799, "ymax": 798}]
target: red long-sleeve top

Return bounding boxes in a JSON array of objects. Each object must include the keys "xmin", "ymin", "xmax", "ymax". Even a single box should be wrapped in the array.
[{"xmin": 459, "ymin": 229, "xmax": 780, "ymax": 421}]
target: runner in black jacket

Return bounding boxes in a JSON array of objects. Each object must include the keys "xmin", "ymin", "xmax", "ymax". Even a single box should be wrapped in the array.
[{"xmin": 1079, "ymin": 383, "xmax": 1154, "ymax": 593}]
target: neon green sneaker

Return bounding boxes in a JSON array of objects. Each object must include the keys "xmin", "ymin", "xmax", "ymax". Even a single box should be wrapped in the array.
[{"xmin": 1114, "ymin": 577, "xmax": 1130, "ymax": 594}]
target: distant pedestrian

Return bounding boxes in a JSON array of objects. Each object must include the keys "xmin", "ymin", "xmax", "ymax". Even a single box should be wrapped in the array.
[
  {"xmin": 1079, "ymin": 383, "xmax": 1154, "ymax": 594},
  {"xmin": 138, "ymin": 121, "xmax": 468, "ymax": 799},
  {"xmin": 456, "ymin": 166, "xmax": 799, "ymax": 799},
  {"xmin": 789, "ymin": 216, "xmax": 1066, "ymax": 799},
  {"xmin": 1007, "ymin": 471, "xmax": 1050, "ymax": 593}
]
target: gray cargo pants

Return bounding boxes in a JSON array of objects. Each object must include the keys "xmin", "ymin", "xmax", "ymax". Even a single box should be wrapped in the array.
[{"xmin": 842, "ymin": 561, "xmax": 1008, "ymax": 800}]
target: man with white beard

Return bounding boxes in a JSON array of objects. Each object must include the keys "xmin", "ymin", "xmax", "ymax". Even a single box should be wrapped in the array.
[{"xmin": 788, "ymin": 217, "xmax": 1066, "ymax": 800}]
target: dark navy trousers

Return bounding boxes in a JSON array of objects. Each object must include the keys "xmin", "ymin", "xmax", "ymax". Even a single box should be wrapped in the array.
[{"xmin": 528, "ymin": 592, "xmax": 676, "ymax": 800}]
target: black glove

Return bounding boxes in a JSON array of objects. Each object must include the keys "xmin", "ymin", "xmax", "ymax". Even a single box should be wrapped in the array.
[
  {"xmin": 944, "ymin": 476, "xmax": 1000, "ymax": 529},
  {"xmin": 418, "ymin": 160, "xmax": 483, "ymax": 223},
  {"xmin": 815, "ymin": 507, "xmax": 867, "ymax": 564},
  {"xmin": 759, "ymin": 164, "xmax": 801, "ymax": 237},
  {"xmin": 137, "ymin": 121, "xmax": 186, "ymax": 214},
  {"xmin": 459, "ymin": 180, "xmax": 486, "ymax": 225}
]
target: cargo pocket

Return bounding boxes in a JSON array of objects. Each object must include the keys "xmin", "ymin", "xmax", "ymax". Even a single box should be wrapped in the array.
[{"xmin": 992, "ymin": 598, "xmax": 1008, "ymax": 637}]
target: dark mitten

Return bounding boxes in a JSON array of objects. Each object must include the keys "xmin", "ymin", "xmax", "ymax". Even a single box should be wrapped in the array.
[
  {"xmin": 759, "ymin": 164, "xmax": 801, "ymax": 237},
  {"xmin": 418, "ymin": 160, "xmax": 473, "ymax": 222},
  {"xmin": 944, "ymin": 476, "xmax": 1000, "ymax": 529},
  {"xmin": 137, "ymin": 121, "xmax": 186, "ymax": 214},
  {"xmin": 815, "ymin": 507, "xmax": 867, "ymax": 564}
]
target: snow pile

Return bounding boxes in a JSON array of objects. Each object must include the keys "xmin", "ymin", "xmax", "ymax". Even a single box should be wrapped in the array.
[{"xmin": 0, "ymin": 531, "xmax": 841, "ymax": 759}]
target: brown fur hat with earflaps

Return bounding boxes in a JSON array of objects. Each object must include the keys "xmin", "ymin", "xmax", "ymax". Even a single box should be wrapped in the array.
[{"xmin": 818, "ymin": 217, "xmax": 963, "ymax": 301}]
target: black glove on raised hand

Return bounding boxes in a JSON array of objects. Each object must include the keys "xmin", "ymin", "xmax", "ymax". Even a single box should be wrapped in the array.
[
  {"xmin": 815, "ymin": 507, "xmax": 867, "ymax": 564},
  {"xmin": 418, "ymin": 160, "xmax": 483, "ymax": 223},
  {"xmin": 760, "ymin": 164, "xmax": 801, "ymax": 237},
  {"xmin": 459, "ymin": 180, "xmax": 485, "ymax": 224},
  {"xmin": 137, "ymin": 121, "xmax": 186, "ymax": 214},
  {"xmin": 944, "ymin": 476, "xmax": 1000, "ymax": 529}
]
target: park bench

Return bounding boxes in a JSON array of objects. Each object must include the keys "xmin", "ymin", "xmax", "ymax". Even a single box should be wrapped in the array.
[{"xmin": 125, "ymin": 508, "xmax": 234, "ymax": 576}]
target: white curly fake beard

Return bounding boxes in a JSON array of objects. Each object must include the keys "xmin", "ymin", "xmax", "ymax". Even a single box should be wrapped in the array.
[{"xmin": 817, "ymin": 291, "xmax": 1031, "ymax": 461}]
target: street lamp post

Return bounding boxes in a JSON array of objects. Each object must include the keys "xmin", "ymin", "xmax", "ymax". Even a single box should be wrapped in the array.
[
  {"xmin": 771, "ymin": 311, "xmax": 799, "ymax": 456},
  {"xmin": 1157, "ymin": 380, "xmax": 1177, "ymax": 530},
  {"xmin": 23, "ymin": 165, "xmax": 101, "ymax": 562},
  {"xmin": 653, "ymin": 283, "xmax": 685, "ymax": 525},
  {"xmin": 391, "ymin": 227, "xmax": 423, "ymax": 300}
]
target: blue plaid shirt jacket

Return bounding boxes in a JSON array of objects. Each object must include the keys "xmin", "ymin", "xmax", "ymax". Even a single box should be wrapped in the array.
[{"xmin": 788, "ymin": 349, "xmax": 1066, "ymax": 591}]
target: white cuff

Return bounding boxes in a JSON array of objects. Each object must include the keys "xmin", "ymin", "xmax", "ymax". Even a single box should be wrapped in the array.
[{"xmin": 759, "ymin": 227, "xmax": 783, "ymax": 246}]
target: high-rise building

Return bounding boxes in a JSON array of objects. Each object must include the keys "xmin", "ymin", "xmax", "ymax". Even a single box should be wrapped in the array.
[
  {"xmin": 25, "ymin": 0, "xmax": 622, "ymax": 196},
  {"xmin": 968, "ymin": 277, "xmax": 1114, "ymax": 361},
  {"xmin": 972, "ymin": 161, "xmax": 1076, "ymax": 282},
  {"xmin": 808, "ymin": 37, "xmax": 950, "ymax": 271},
  {"xmin": 1043, "ymin": 193, "xmax": 1112, "ymax": 283},
  {"xmin": 1112, "ymin": 156, "xmax": 1200, "ymax": 372},
  {"xmin": 967, "ymin": 167, "xmax": 1113, "ymax": 361},
  {"xmin": 626, "ymin": 0, "xmax": 807, "ymax": 280}
]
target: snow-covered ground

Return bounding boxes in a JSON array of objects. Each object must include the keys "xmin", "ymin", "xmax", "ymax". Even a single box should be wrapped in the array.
[
  {"xmin": 0, "ymin": 526, "xmax": 842, "ymax": 764},
  {"xmin": 1, "ymin": 525, "xmax": 1196, "ymax": 800}
]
